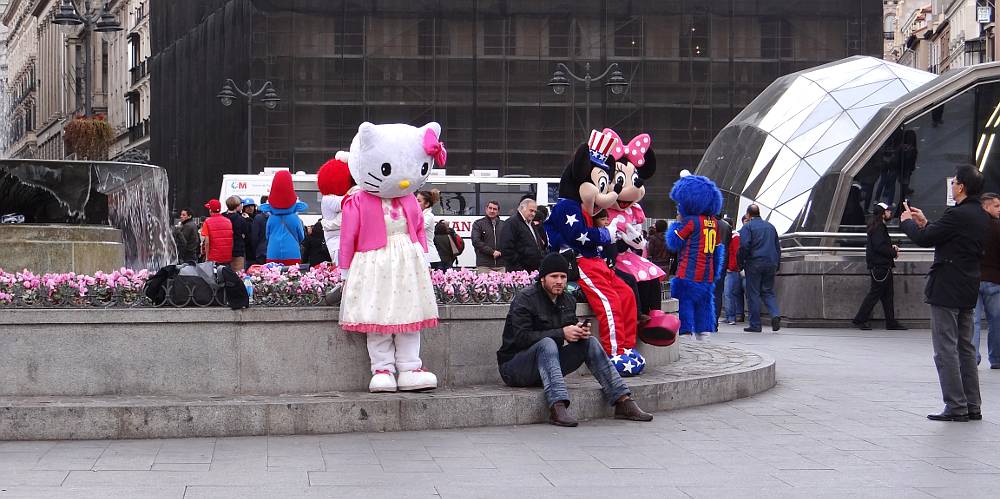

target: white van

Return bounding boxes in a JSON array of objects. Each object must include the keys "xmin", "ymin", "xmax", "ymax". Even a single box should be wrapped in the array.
[{"xmin": 219, "ymin": 169, "xmax": 560, "ymax": 267}]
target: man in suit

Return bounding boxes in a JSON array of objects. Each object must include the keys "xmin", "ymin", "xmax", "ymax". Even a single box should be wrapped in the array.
[
  {"xmin": 901, "ymin": 165, "xmax": 991, "ymax": 422},
  {"xmin": 499, "ymin": 198, "xmax": 543, "ymax": 272}
]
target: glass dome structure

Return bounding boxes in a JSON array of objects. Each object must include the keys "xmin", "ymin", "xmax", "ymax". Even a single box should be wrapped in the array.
[{"xmin": 698, "ymin": 56, "xmax": 936, "ymax": 234}]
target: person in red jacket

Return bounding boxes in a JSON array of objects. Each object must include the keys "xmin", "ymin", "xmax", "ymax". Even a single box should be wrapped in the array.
[
  {"xmin": 201, "ymin": 198, "xmax": 234, "ymax": 265},
  {"xmin": 723, "ymin": 215, "xmax": 746, "ymax": 325}
]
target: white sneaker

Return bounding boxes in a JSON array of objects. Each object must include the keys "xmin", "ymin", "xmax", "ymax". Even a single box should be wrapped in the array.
[
  {"xmin": 397, "ymin": 368, "xmax": 438, "ymax": 391},
  {"xmin": 369, "ymin": 370, "xmax": 397, "ymax": 393}
]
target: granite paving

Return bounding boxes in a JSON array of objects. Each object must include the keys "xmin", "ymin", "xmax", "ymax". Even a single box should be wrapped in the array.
[{"xmin": 1, "ymin": 325, "xmax": 999, "ymax": 498}]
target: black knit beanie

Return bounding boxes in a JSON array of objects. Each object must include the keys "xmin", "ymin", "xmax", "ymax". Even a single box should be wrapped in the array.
[{"xmin": 538, "ymin": 253, "xmax": 570, "ymax": 279}]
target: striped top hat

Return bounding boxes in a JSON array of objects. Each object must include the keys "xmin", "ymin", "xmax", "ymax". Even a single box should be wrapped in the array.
[{"xmin": 587, "ymin": 130, "xmax": 620, "ymax": 171}]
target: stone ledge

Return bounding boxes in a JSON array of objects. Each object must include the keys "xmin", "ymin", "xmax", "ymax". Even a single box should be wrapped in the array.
[{"xmin": 0, "ymin": 342, "xmax": 774, "ymax": 440}]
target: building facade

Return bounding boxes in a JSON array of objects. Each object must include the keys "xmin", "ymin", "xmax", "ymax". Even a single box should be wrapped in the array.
[
  {"xmin": 0, "ymin": 0, "xmax": 117, "ymax": 160},
  {"xmin": 888, "ymin": 0, "xmax": 995, "ymax": 72},
  {"xmin": 106, "ymin": 0, "xmax": 150, "ymax": 162},
  {"xmin": 151, "ymin": 0, "xmax": 883, "ymax": 217}
]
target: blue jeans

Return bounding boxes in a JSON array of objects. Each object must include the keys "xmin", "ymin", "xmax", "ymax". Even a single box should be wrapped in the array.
[
  {"xmin": 972, "ymin": 281, "xmax": 1000, "ymax": 366},
  {"xmin": 724, "ymin": 271, "xmax": 744, "ymax": 322},
  {"xmin": 745, "ymin": 262, "xmax": 780, "ymax": 329},
  {"xmin": 499, "ymin": 336, "xmax": 630, "ymax": 408}
]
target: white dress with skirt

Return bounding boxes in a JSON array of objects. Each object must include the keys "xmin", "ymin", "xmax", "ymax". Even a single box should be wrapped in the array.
[{"xmin": 340, "ymin": 199, "xmax": 439, "ymax": 333}]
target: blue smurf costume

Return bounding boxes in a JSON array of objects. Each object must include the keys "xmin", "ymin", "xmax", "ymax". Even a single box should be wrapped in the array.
[{"xmin": 666, "ymin": 171, "xmax": 726, "ymax": 340}]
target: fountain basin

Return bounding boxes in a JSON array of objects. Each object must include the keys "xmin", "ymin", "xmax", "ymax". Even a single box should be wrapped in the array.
[{"xmin": 0, "ymin": 224, "xmax": 125, "ymax": 274}]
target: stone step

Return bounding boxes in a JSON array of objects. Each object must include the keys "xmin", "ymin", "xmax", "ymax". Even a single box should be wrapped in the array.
[{"xmin": 0, "ymin": 341, "xmax": 773, "ymax": 440}]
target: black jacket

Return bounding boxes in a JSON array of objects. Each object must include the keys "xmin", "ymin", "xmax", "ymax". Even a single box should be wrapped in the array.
[
  {"xmin": 177, "ymin": 218, "xmax": 201, "ymax": 263},
  {"xmin": 471, "ymin": 216, "xmax": 504, "ymax": 267},
  {"xmin": 499, "ymin": 212, "xmax": 544, "ymax": 272},
  {"xmin": 901, "ymin": 197, "xmax": 991, "ymax": 309},
  {"xmin": 223, "ymin": 212, "xmax": 250, "ymax": 258},
  {"xmin": 865, "ymin": 222, "xmax": 896, "ymax": 269},
  {"xmin": 497, "ymin": 282, "xmax": 577, "ymax": 367}
]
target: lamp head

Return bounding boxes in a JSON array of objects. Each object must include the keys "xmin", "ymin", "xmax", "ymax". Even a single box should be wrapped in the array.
[
  {"xmin": 548, "ymin": 68, "xmax": 569, "ymax": 96},
  {"xmin": 217, "ymin": 82, "xmax": 237, "ymax": 107},
  {"xmin": 606, "ymin": 68, "xmax": 628, "ymax": 95},
  {"xmin": 261, "ymin": 86, "xmax": 281, "ymax": 110}
]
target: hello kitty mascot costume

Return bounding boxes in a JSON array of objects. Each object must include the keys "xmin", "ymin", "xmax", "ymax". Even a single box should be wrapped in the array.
[{"xmin": 339, "ymin": 122, "xmax": 443, "ymax": 393}]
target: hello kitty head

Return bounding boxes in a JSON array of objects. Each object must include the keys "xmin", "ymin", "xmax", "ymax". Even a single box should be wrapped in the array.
[{"xmin": 346, "ymin": 122, "xmax": 445, "ymax": 199}]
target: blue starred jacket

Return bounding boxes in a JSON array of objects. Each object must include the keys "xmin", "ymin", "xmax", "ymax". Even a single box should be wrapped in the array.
[{"xmin": 543, "ymin": 198, "xmax": 611, "ymax": 258}]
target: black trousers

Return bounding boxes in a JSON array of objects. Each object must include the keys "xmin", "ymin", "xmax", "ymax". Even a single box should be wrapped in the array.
[{"xmin": 853, "ymin": 267, "xmax": 896, "ymax": 324}]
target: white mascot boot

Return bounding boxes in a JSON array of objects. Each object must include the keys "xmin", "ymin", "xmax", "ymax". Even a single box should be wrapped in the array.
[
  {"xmin": 369, "ymin": 370, "xmax": 398, "ymax": 393},
  {"xmin": 396, "ymin": 369, "xmax": 438, "ymax": 391}
]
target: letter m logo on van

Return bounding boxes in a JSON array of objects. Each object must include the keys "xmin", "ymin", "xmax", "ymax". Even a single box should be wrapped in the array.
[{"xmin": 230, "ymin": 181, "xmax": 247, "ymax": 189}]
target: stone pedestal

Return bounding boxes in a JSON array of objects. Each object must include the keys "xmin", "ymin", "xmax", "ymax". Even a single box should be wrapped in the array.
[
  {"xmin": 0, "ymin": 224, "xmax": 125, "ymax": 274},
  {"xmin": 775, "ymin": 250, "xmax": 932, "ymax": 328}
]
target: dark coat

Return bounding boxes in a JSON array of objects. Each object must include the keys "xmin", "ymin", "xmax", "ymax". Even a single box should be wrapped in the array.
[
  {"xmin": 865, "ymin": 222, "xmax": 896, "ymax": 269},
  {"xmin": 249, "ymin": 212, "xmax": 269, "ymax": 264},
  {"xmin": 471, "ymin": 216, "xmax": 504, "ymax": 267},
  {"xmin": 901, "ymin": 197, "xmax": 991, "ymax": 309},
  {"xmin": 499, "ymin": 211, "xmax": 544, "ymax": 272},
  {"xmin": 497, "ymin": 282, "xmax": 577, "ymax": 367},
  {"xmin": 223, "ymin": 212, "xmax": 250, "ymax": 258},
  {"xmin": 177, "ymin": 218, "xmax": 201, "ymax": 263}
]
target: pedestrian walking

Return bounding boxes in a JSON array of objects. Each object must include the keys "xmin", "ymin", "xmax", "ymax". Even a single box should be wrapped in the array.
[
  {"xmin": 646, "ymin": 219, "xmax": 671, "ymax": 276},
  {"xmin": 499, "ymin": 198, "xmax": 543, "ymax": 272},
  {"xmin": 852, "ymin": 202, "xmax": 907, "ymax": 331},
  {"xmin": 972, "ymin": 192, "xmax": 1000, "ymax": 368},
  {"xmin": 738, "ymin": 204, "xmax": 782, "ymax": 332},
  {"xmin": 900, "ymin": 165, "xmax": 990, "ymax": 422},
  {"xmin": 472, "ymin": 200, "xmax": 505, "ymax": 272}
]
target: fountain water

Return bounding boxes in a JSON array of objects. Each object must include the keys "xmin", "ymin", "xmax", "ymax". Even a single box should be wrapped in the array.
[{"xmin": 0, "ymin": 159, "xmax": 177, "ymax": 271}]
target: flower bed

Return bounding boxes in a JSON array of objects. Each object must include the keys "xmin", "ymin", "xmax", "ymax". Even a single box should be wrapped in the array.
[{"xmin": 0, "ymin": 264, "xmax": 537, "ymax": 308}]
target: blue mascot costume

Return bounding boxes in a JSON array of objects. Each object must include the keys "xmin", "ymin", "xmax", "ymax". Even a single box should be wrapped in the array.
[{"xmin": 666, "ymin": 171, "xmax": 725, "ymax": 340}]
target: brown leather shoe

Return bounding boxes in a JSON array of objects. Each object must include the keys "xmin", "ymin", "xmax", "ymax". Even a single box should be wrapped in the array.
[
  {"xmin": 549, "ymin": 401, "xmax": 578, "ymax": 427},
  {"xmin": 614, "ymin": 398, "xmax": 653, "ymax": 421}
]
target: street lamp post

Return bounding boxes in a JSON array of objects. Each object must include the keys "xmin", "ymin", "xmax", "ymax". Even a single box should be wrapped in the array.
[
  {"xmin": 216, "ymin": 79, "xmax": 281, "ymax": 174},
  {"xmin": 547, "ymin": 62, "xmax": 629, "ymax": 132},
  {"xmin": 51, "ymin": 0, "xmax": 124, "ymax": 117}
]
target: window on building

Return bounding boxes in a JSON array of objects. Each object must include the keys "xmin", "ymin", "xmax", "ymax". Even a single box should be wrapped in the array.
[
  {"xmin": 337, "ymin": 16, "xmax": 364, "ymax": 55},
  {"xmin": 417, "ymin": 18, "xmax": 450, "ymax": 56},
  {"xmin": 760, "ymin": 18, "xmax": 793, "ymax": 58},
  {"xmin": 128, "ymin": 33, "xmax": 141, "ymax": 69},
  {"xmin": 549, "ymin": 17, "xmax": 570, "ymax": 57},
  {"xmin": 482, "ymin": 18, "xmax": 514, "ymax": 56},
  {"xmin": 614, "ymin": 17, "xmax": 642, "ymax": 57},
  {"xmin": 884, "ymin": 15, "xmax": 896, "ymax": 40},
  {"xmin": 679, "ymin": 15, "xmax": 709, "ymax": 58}
]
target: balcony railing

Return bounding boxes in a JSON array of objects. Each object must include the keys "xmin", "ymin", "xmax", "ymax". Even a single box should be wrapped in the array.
[
  {"xmin": 129, "ymin": 60, "xmax": 148, "ymax": 86},
  {"xmin": 128, "ymin": 119, "xmax": 149, "ymax": 143}
]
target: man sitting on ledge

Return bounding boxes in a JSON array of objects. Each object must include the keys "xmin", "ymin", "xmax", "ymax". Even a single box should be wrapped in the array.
[{"xmin": 497, "ymin": 253, "xmax": 654, "ymax": 427}]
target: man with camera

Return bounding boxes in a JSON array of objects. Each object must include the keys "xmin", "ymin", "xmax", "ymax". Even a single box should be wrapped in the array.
[
  {"xmin": 497, "ymin": 253, "xmax": 653, "ymax": 427},
  {"xmin": 900, "ymin": 165, "xmax": 991, "ymax": 422}
]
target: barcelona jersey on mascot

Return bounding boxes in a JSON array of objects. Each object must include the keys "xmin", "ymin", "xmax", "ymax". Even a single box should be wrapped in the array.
[{"xmin": 666, "ymin": 171, "xmax": 726, "ymax": 339}]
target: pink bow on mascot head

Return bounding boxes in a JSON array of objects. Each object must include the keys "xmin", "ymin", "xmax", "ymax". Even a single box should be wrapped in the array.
[
  {"xmin": 604, "ymin": 129, "xmax": 652, "ymax": 167},
  {"xmin": 423, "ymin": 128, "xmax": 448, "ymax": 167}
]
